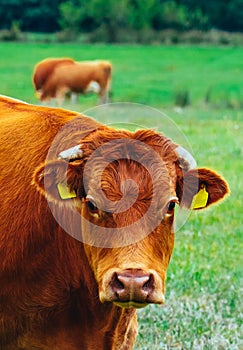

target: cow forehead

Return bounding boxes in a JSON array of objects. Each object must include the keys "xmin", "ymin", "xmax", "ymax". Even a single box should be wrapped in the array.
[
  {"xmin": 99, "ymin": 157, "xmax": 169, "ymax": 191},
  {"xmin": 82, "ymin": 128, "xmax": 176, "ymax": 189},
  {"xmin": 83, "ymin": 153, "xmax": 172, "ymax": 216},
  {"xmin": 81, "ymin": 128, "xmax": 175, "ymax": 153},
  {"xmin": 80, "ymin": 128, "xmax": 177, "ymax": 166}
]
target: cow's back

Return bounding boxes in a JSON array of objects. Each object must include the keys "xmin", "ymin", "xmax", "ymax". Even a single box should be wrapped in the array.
[
  {"xmin": 32, "ymin": 58, "xmax": 75, "ymax": 91},
  {"xmin": 45, "ymin": 60, "xmax": 112, "ymax": 92},
  {"xmin": 0, "ymin": 95, "xmax": 101, "ymax": 271}
]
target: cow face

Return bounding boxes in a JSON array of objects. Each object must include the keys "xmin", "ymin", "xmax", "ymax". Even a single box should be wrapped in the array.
[{"xmin": 33, "ymin": 128, "xmax": 229, "ymax": 308}]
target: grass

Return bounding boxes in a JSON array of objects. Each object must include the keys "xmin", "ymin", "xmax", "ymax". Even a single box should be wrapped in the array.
[
  {"xmin": 0, "ymin": 42, "xmax": 242, "ymax": 349},
  {"xmin": 0, "ymin": 42, "xmax": 242, "ymax": 109}
]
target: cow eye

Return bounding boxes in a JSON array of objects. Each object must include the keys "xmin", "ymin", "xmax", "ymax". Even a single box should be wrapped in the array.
[
  {"xmin": 86, "ymin": 197, "xmax": 99, "ymax": 214},
  {"xmin": 167, "ymin": 201, "xmax": 175, "ymax": 211},
  {"xmin": 87, "ymin": 200, "xmax": 98, "ymax": 213},
  {"xmin": 166, "ymin": 198, "xmax": 178, "ymax": 216}
]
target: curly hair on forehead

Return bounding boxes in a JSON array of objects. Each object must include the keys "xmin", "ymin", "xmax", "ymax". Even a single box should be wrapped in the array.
[{"xmin": 80, "ymin": 127, "xmax": 178, "ymax": 162}]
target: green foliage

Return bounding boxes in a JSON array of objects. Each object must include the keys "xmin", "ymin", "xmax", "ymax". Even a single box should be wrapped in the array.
[
  {"xmin": 0, "ymin": 0, "xmax": 242, "ymax": 41},
  {"xmin": 0, "ymin": 21, "xmax": 22, "ymax": 41},
  {"xmin": 179, "ymin": 0, "xmax": 243, "ymax": 32},
  {"xmin": 127, "ymin": 0, "xmax": 155, "ymax": 31},
  {"xmin": 87, "ymin": 0, "xmax": 130, "ymax": 42},
  {"xmin": 0, "ymin": 0, "xmax": 61, "ymax": 33},
  {"xmin": 59, "ymin": 1, "xmax": 83, "ymax": 33},
  {"xmin": 154, "ymin": 1, "xmax": 188, "ymax": 30}
]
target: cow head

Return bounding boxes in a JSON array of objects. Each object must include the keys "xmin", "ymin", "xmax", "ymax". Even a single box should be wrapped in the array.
[{"xmin": 33, "ymin": 127, "xmax": 229, "ymax": 308}]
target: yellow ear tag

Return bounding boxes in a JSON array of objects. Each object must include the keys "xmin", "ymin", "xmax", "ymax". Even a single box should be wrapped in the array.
[
  {"xmin": 191, "ymin": 185, "xmax": 209, "ymax": 209},
  {"xmin": 57, "ymin": 183, "xmax": 77, "ymax": 200}
]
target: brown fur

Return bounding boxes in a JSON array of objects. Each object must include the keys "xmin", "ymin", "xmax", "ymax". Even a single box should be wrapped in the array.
[
  {"xmin": 0, "ymin": 95, "xmax": 229, "ymax": 349},
  {"xmin": 32, "ymin": 58, "xmax": 75, "ymax": 93},
  {"xmin": 40, "ymin": 60, "xmax": 112, "ymax": 105}
]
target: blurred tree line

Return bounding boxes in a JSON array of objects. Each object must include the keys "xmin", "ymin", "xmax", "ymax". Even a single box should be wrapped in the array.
[{"xmin": 0, "ymin": 0, "xmax": 242, "ymax": 42}]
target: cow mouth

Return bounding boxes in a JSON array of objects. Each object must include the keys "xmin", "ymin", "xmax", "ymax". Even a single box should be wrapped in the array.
[{"xmin": 113, "ymin": 301, "xmax": 148, "ymax": 309}]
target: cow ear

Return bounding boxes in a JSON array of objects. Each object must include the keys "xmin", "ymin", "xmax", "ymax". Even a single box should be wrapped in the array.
[
  {"xmin": 33, "ymin": 159, "xmax": 84, "ymax": 203},
  {"xmin": 178, "ymin": 168, "xmax": 230, "ymax": 210}
]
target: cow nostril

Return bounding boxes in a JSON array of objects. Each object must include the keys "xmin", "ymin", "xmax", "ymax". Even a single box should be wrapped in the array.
[
  {"xmin": 142, "ymin": 274, "xmax": 154, "ymax": 292},
  {"xmin": 111, "ymin": 273, "xmax": 125, "ymax": 292}
]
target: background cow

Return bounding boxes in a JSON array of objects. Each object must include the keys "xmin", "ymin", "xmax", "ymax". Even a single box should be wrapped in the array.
[
  {"xmin": 0, "ymin": 95, "xmax": 229, "ymax": 349},
  {"xmin": 32, "ymin": 57, "xmax": 75, "ymax": 98},
  {"xmin": 39, "ymin": 60, "xmax": 112, "ymax": 106}
]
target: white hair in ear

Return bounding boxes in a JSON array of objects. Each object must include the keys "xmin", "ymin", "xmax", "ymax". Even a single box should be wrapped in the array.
[
  {"xmin": 58, "ymin": 145, "xmax": 83, "ymax": 161},
  {"xmin": 176, "ymin": 145, "xmax": 197, "ymax": 170}
]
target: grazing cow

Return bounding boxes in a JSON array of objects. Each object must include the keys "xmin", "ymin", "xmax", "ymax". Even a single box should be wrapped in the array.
[
  {"xmin": 32, "ymin": 57, "xmax": 75, "ymax": 97},
  {"xmin": 0, "ymin": 95, "xmax": 229, "ymax": 350},
  {"xmin": 39, "ymin": 60, "xmax": 112, "ymax": 106}
]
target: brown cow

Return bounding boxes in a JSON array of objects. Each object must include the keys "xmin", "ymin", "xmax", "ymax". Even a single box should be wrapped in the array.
[
  {"xmin": 39, "ymin": 60, "xmax": 112, "ymax": 106},
  {"xmin": 32, "ymin": 57, "xmax": 75, "ymax": 97},
  {"xmin": 0, "ymin": 95, "xmax": 229, "ymax": 349}
]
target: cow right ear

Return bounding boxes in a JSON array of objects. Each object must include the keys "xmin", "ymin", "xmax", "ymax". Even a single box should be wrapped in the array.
[{"xmin": 32, "ymin": 159, "xmax": 84, "ymax": 203}]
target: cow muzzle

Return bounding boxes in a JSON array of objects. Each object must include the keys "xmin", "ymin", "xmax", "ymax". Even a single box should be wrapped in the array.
[{"xmin": 100, "ymin": 269, "xmax": 165, "ymax": 308}]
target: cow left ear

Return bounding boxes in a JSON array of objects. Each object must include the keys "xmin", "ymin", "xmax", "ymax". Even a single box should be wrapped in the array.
[
  {"xmin": 177, "ymin": 168, "xmax": 230, "ymax": 210},
  {"xmin": 33, "ymin": 159, "xmax": 84, "ymax": 203}
]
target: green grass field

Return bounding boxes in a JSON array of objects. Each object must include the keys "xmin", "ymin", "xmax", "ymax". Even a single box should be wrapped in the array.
[{"xmin": 0, "ymin": 42, "xmax": 242, "ymax": 349}]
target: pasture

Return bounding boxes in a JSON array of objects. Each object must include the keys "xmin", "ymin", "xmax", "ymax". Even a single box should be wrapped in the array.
[{"xmin": 0, "ymin": 42, "xmax": 242, "ymax": 349}]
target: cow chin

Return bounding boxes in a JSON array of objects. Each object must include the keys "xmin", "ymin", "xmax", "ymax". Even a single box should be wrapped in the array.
[
  {"xmin": 113, "ymin": 301, "xmax": 148, "ymax": 309},
  {"xmin": 99, "ymin": 268, "xmax": 165, "ymax": 308}
]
